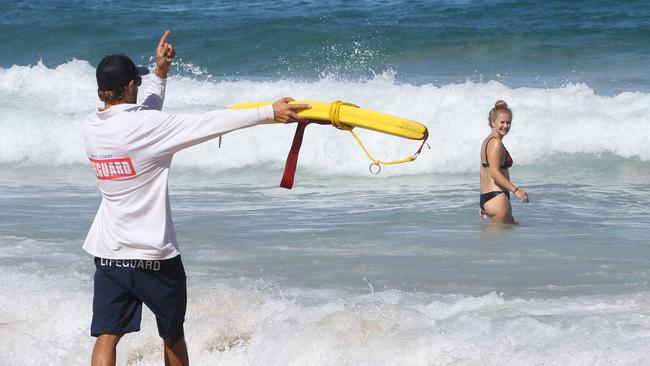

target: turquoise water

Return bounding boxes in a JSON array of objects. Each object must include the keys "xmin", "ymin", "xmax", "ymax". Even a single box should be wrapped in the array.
[
  {"xmin": 3, "ymin": 0, "xmax": 650, "ymax": 92},
  {"xmin": 2, "ymin": 1, "xmax": 650, "ymax": 365}
]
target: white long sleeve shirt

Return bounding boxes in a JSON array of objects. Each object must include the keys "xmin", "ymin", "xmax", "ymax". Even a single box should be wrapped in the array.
[{"xmin": 82, "ymin": 74, "xmax": 274, "ymax": 260}]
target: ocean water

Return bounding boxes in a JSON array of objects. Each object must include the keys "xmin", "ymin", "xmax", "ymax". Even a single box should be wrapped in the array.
[{"xmin": 2, "ymin": 1, "xmax": 650, "ymax": 365}]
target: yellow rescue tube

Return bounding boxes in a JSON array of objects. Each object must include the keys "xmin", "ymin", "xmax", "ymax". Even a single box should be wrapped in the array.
[{"xmin": 229, "ymin": 100, "xmax": 426, "ymax": 140}]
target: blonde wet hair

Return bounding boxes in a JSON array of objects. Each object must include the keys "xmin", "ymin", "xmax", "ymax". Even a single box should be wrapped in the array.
[{"xmin": 488, "ymin": 100, "xmax": 512, "ymax": 127}]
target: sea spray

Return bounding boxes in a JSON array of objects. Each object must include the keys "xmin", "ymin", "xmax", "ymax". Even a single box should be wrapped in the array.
[
  {"xmin": 2, "ymin": 61, "xmax": 650, "ymax": 176},
  {"xmin": 2, "ymin": 264, "xmax": 649, "ymax": 366}
]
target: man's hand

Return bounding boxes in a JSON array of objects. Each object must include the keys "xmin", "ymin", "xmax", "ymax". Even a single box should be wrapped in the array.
[
  {"xmin": 272, "ymin": 98, "xmax": 311, "ymax": 123},
  {"xmin": 155, "ymin": 30, "xmax": 176, "ymax": 79}
]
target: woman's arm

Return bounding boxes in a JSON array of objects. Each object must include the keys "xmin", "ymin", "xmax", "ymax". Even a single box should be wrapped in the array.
[{"xmin": 486, "ymin": 139, "xmax": 529, "ymax": 202}]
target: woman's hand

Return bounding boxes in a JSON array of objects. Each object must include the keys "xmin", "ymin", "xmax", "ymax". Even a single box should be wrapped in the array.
[{"xmin": 514, "ymin": 188, "xmax": 529, "ymax": 202}]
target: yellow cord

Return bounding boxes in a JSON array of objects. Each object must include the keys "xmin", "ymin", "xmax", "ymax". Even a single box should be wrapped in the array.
[
  {"xmin": 347, "ymin": 129, "xmax": 416, "ymax": 165},
  {"xmin": 328, "ymin": 101, "xmax": 418, "ymax": 171}
]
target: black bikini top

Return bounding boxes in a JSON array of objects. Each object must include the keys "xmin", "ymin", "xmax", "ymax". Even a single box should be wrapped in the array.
[{"xmin": 481, "ymin": 136, "xmax": 513, "ymax": 169}]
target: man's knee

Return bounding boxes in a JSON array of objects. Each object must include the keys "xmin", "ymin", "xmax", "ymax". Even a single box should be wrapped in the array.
[
  {"xmin": 95, "ymin": 334, "xmax": 122, "ymax": 347},
  {"xmin": 164, "ymin": 337, "xmax": 189, "ymax": 366},
  {"xmin": 165, "ymin": 336, "xmax": 187, "ymax": 353},
  {"xmin": 92, "ymin": 334, "xmax": 123, "ymax": 366}
]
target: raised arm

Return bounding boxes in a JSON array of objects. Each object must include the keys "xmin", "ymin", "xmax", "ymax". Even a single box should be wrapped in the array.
[
  {"xmin": 142, "ymin": 31, "xmax": 176, "ymax": 110},
  {"xmin": 154, "ymin": 30, "xmax": 175, "ymax": 80}
]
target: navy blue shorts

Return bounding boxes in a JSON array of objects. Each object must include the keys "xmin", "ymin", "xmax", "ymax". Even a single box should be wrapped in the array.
[{"xmin": 91, "ymin": 255, "xmax": 187, "ymax": 345}]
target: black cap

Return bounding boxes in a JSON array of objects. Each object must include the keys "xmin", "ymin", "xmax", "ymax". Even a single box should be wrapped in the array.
[{"xmin": 96, "ymin": 54, "xmax": 150, "ymax": 91}]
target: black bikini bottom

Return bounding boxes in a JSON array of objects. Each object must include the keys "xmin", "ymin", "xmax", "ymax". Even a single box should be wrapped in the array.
[{"xmin": 480, "ymin": 191, "xmax": 510, "ymax": 210}]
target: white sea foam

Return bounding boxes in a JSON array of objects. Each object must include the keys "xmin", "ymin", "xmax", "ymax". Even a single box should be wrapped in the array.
[
  {"xmin": 1, "ymin": 60, "xmax": 650, "ymax": 175},
  {"xmin": 1, "ymin": 265, "xmax": 649, "ymax": 366}
]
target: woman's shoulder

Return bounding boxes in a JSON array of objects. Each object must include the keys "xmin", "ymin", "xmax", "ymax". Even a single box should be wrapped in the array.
[
  {"xmin": 484, "ymin": 136, "xmax": 503, "ymax": 154},
  {"xmin": 482, "ymin": 135, "xmax": 502, "ymax": 148}
]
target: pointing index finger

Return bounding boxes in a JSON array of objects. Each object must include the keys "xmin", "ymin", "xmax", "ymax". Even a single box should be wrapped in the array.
[{"xmin": 158, "ymin": 30, "xmax": 171, "ymax": 48}]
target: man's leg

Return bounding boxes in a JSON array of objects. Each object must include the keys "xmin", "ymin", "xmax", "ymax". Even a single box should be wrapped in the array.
[
  {"xmin": 92, "ymin": 334, "xmax": 121, "ymax": 366},
  {"xmin": 134, "ymin": 256, "xmax": 188, "ymax": 365},
  {"xmin": 164, "ymin": 337, "xmax": 189, "ymax": 366},
  {"xmin": 91, "ymin": 258, "xmax": 143, "ymax": 365}
]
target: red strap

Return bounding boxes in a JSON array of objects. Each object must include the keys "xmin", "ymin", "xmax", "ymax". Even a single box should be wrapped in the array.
[
  {"xmin": 414, "ymin": 128, "xmax": 429, "ymax": 158},
  {"xmin": 280, "ymin": 122, "xmax": 310, "ymax": 189},
  {"xmin": 280, "ymin": 124, "xmax": 428, "ymax": 189}
]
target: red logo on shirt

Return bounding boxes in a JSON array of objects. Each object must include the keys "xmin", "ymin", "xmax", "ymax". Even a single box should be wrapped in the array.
[{"xmin": 90, "ymin": 157, "xmax": 136, "ymax": 180}]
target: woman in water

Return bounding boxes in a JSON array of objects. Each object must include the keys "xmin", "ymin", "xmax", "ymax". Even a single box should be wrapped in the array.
[{"xmin": 480, "ymin": 100, "xmax": 529, "ymax": 223}]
